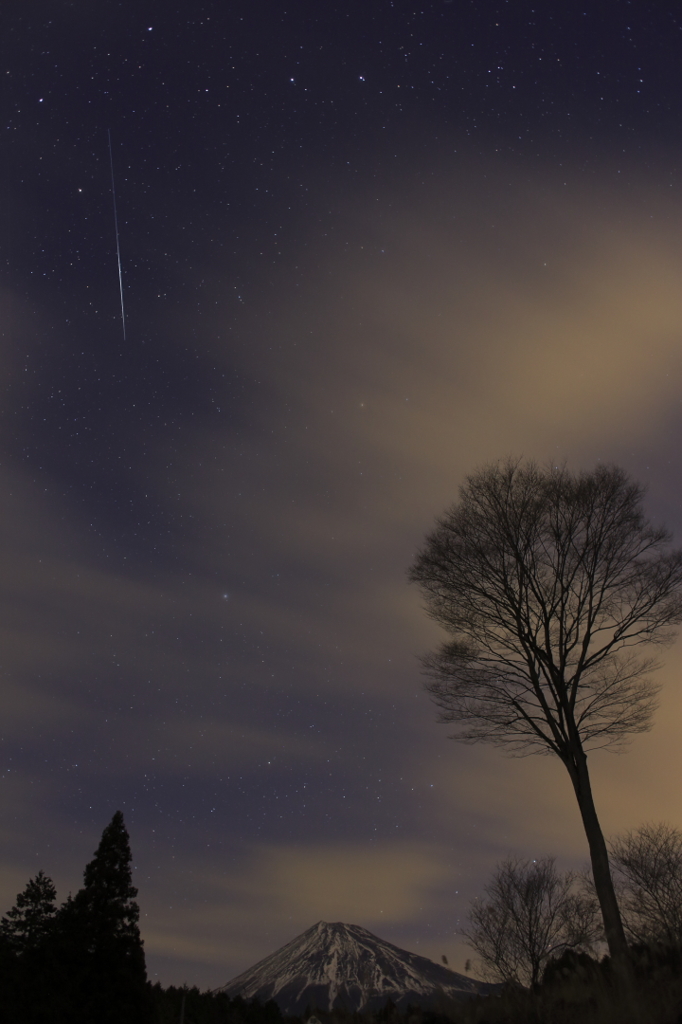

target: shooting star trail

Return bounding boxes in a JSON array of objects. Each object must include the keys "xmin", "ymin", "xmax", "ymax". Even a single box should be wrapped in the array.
[{"xmin": 107, "ymin": 129, "xmax": 126, "ymax": 341}]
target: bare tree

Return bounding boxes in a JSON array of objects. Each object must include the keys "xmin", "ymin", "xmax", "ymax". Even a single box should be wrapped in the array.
[
  {"xmin": 610, "ymin": 823, "xmax": 682, "ymax": 948},
  {"xmin": 464, "ymin": 857, "xmax": 600, "ymax": 987},
  {"xmin": 408, "ymin": 460, "xmax": 682, "ymax": 971}
]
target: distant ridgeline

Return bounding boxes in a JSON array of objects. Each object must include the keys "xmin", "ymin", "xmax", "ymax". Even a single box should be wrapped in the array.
[{"xmin": 217, "ymin": 921, "xmax": 496, "ymax": 1015}]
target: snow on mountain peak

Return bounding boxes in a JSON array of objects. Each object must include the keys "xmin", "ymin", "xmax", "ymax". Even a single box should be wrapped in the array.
[{"xmin": 217, "ymin": 920, "xmax": 496, "ymax": 1014}]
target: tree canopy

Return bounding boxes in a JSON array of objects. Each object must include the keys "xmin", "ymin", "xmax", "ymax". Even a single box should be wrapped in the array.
[
  {"xmin": 464, "ymin": 858, "xmax": 600, "ymax": 987},
  {"xmin": 611, "ymin": 823, "xmax": 682, "ymax": 948},
  {"xmin": 409, "ymin": 460, "xmax": 682, "ymax": 758},
  {"xmin": 0, "ymin": 870, "xmax": 57, "ymax": 954}
]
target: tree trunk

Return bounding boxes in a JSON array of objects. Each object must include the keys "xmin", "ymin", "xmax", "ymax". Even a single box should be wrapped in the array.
[{"xmin": 564, "ymin": 745, "xmax": 630, "ymax": 972}]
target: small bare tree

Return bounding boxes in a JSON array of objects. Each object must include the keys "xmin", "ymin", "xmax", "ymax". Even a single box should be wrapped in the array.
[
  {"xmin": 610, "ymin": 823, "xmax": 682, "ymax": 948},
  {"xmin": 464, "ymin": 858, "xmax": 600, "ymax": 987},
  {"xmin": 409, "ymin": 460, "xmax": 682, "ymax": 972}
]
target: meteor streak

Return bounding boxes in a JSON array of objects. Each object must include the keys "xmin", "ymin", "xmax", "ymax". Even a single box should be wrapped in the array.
[{"xmin": 107, "ymin": 129, "xmax": 126, "ymax": 340}]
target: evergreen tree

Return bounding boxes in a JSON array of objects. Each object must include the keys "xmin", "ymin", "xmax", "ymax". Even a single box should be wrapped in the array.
[
  {"xmin": 57, "ymin": 811, "xmax": 150, "ymax": 1024},
  {"xmin": 0, "ymin": 871, "xmax": 58, "ymax": 1023},
  {"xmin": 0, "ymin": 870, "xmax": 57, "ymax": 954}
]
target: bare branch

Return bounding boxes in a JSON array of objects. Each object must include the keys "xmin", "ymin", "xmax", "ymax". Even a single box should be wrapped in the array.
[
  {"xmin": 610, "ymin": 823, "xmax": 682, "ymax": 948},
  {"xmin": 409, "ymin": 460, "xmax": 682, "ymax": 761},
  {"xmin": 463, "ymin": 858, "xmax": 602, "ymax": 987}
]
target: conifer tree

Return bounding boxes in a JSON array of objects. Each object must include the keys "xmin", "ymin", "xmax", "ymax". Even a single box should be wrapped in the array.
[
  {"xmin": 58, "ymin": 811, "xmax": 150, "ymax": 1024},
  {"xmin": 0, "ymin": 870, "xmax": 57, "ymax": 954},
  {"xmin": 0, "ymin": 871, "xmax": 59, "ymax": 1022}
]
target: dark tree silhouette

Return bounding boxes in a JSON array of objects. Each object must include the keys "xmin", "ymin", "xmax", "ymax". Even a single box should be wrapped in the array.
[
  {"xmin": 409, "ymin": 460, "xmax": 682, "ymax": 972},
  {"xmin": 0, "ymin": 870, "xmax": 57, "ymax": 954},
  {"xmin": 0, "ymin": 871, "xmax": 58, "ymax": 1021},
  {"xmin": 610, "ymin": 823, "xmax": 682, "ymax": 948},
  {"xmin": 57, "ymin": 810, "xmax": 149, "ymax": 1024},
  {"xmin": 464, "ymin": 857, "xmax": 600, "ymax": 987}
]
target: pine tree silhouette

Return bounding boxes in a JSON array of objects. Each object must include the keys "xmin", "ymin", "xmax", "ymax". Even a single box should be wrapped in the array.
[
  {"xmin": 0, "ymin": 870, "xmax": 58, "ymax": 1022},
  {"xmin": 57, "ymin": 811, "xmax": 150, "ymax": 1024},
  {"xmin": 0, "ymin": 870, "xmax": 57, "ymax": 953}
]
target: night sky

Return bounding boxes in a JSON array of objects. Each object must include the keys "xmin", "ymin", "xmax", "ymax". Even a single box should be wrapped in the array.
[{"xmin": 4, "ymin": 0, "xmax": 682, "ymax": 991}]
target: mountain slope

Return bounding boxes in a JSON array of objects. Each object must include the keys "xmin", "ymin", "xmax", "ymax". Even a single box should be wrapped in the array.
[{"xmin": 217, "ymin": 920, "xmax": 495, "ymax": 1014}]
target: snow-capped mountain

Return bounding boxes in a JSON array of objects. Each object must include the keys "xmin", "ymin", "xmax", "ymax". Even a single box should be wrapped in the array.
[{"xmin": 217, "ymin": 920, "xmax": 495, "ymax": 1014}]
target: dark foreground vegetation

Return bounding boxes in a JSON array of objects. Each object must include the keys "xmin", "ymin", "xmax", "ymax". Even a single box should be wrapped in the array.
[
  {"xmin": 442, "ymin": 946, "xmax": 682, "ymax": 1024},
  {"xmin": 149, "ymin": 987, "xmax": 284, "ymax": 1024}
]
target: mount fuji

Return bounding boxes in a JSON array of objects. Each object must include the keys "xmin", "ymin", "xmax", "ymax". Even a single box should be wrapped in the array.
[{"xmin": 217, "ymin": 921, "xmax": 496, "ymax": 1014}]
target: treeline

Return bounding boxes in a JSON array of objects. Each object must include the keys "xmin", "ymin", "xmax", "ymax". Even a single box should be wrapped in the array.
[{"xmin": 149, "ymin": 986, "xmax": 285, "ymax": 1024}]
